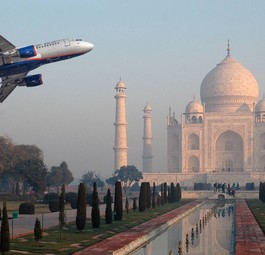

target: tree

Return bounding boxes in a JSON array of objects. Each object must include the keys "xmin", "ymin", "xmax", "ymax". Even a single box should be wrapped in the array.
[
  {"xmin": 163, "ymin": 182, "xmax": 168, "ymax": 204},
  {"xmin": 139, "ymin": 182, "xmax": 147, "ymax": 212},
  {"xmin": 105, "ymin": 188, "xmax": 112, "ymax": 224},
  {"xmin": 34, "ymin": 218, "xmax": 42, "ymax": 246},
  {"xmin": 80, "ymin": 171, "xmax": 105, "ymax": 192},
  {"xmin": 0, "ymin": 136, "xmax": 44, "ymax": 194},
  {"xmin": 171, "ymin": 183, "xmax": 176, "ymax": 203},
  {"xmin": 114, "ymin": 181, "xmax": 123, "ymax": 221},
  {"xmin": 125, "ymin": 197, "xmax": 129, "ymax": 214},
  {"xmin": 146, "ymin": 182, "xmax": 151, "ymax": 210},
  {"xmin": 46, "ymin": 161, "xmax": 74, "ymax": 192},
  {"xmin": 76, "ymin": 183, "xmax": 86, "ymax": 231},
  {"xmin": 91, "ymin": 182, "xmax": 100, "ymax": 228},
  {"xmin": 59, "ymin": 184, "xmax": 66, "ymax": 239},
  {"xmin": 60, "ymin": 162, "xmax": 74, "ymax": 185},
  {"xmin": 176, "ymin": 183, "xmax": 182, "ymax": 202},
  {"xmin": 152, "ymin": 182, "xmax": 156, "ymax": 209},
  {"xmin": 15, "ymin": 159, "xmax": 47, "ymax": 195},
  {"xmin": 160, "ymin": 184, "xmax": 164, "ymax": 206},
  {"xmin": 0, "ymin": 202, "xmax": 10, "ymax": 254},
  {"xmin": 133, "ymin": 197, "xmax": 137, "ymax": 212},
  {"xmin": 106, "ymin": 165, "xmax": 143, "ymax": 195}
]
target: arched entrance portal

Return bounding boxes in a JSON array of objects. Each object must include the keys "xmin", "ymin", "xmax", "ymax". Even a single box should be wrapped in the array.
[{"xmin": 215, "ymin": 130, "xmax": 244, "ymax": 172}]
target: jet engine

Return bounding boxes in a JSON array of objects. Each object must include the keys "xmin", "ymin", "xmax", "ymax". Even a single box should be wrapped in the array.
[
  {"xmin": 19, "ymin": 74, "xmax": 43, "ymax": 87},
  {"xmin": 16, "ymin": 45, "xmax": 37, "ymax": 58}
]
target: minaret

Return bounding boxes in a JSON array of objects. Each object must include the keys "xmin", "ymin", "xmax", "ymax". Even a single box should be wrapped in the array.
[
  {"xmin": 113, "ymin": 79, "xmax": 128, "ymax": 170},
  {"xmin": 142, "ymin": 103, "xmax": 153, "ymax": 172}
]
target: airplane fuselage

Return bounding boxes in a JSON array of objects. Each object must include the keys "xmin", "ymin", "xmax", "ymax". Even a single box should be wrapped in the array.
[{"xmin": 0, "ymin": 38, "xmax": 93, "ymax": 77}]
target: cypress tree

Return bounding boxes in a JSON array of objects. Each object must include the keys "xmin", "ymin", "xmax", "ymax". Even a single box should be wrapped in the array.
[
  {"xmin": 261, "ymin": 182, "xmax": 264, "ymax": 203},
  {"xmin": 133, "ymin": 197, "xmax": 137, "ymax": 211},
  {"xmin": 164, "ymin": 182, "xmax": 168, "ymax": 204},
  {"xmin": 259, "ymin": 182, "xmax": 262, "ymax": 201},
  {"xmin": 170, "ymin": 183, "xmax": 174, "ymax": 203},
  {"xmin": 168, "ymin": 187, "xmax": 171, "ymax": 203},
  {"xmin": 59, "ymin": 184, "xmax": 66, "ymax": 239},
  {"xmin": 146, "ymin": 182, "xmax": 151, "ymax": 210},
  {"xmin": 34, "ymin": 218, "xmax": 42, "ymax": 246},
  {"xmin": 76, "ymin": 183, "xmax": 86, "ymax": 231},
  {"xmin": 160, "ymin": 184, "xmax": 164, "ymax": 205},
  {"xmin": 114, "ymin": 181, "xmax": 123, "ymax": 220},
  {"xmin": 105, "ymin": 188, "xmax": 112, "ymax": 224},
  {"xmin": 157, "ymin": 194, "xmax": 161, "ymax": 207},
  {"xmin": 0, "ymin": 202, "xmax": 10, "ymax": 254},
  {"xmin": 152, "ymin": 182, "xmax": 156, "ymax": 209},
  {"xmin": 176, "ymin": 183, "xmax": 182, "ymax": 202},
  {"xmin": 139, "ymin": 182, "xmax": 147, "ymax": 212},
  {"xmin": 125, "ymin": 197, "xmax": 129, "ymax": 214},
  {"xmin": 91, "ymin": 182, "xmax": 100, "ymax": 228}
]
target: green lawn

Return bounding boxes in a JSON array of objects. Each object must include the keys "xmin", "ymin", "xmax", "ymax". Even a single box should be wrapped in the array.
[
  {"xmin": 9, "ymin": 200, "xmax": 191, "ymax": 255},
  {"xmin": 246, "ymin": 199, "xmax": 265, "ymax": 234}
]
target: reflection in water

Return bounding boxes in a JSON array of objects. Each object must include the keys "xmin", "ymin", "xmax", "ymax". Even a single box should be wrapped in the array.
[{"xmin": 132, "ymin": 201, "xmax": 234, "ymax": 255}]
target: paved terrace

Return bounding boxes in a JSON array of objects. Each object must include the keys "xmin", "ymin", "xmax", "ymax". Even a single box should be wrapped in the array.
[
  {"xmin": 235, "ymin": 200, "xmax": 265, "ymax": 255},
  {"xmin": 74, "ymin": 200, "xmax": 203, "ymax": 255}
]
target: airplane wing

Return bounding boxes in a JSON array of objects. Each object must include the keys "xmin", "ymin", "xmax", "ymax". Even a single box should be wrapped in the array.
[
  {"xmin": 0, "ymin": 35, "xmax": 15, "ymax": 53},
  {"xmin": 0, "ymin": 73, "xmax": 26, "ymax": 103}
]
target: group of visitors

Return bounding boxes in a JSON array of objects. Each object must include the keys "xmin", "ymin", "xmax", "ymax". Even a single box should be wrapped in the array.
[{"xmin": 213, "ymin": 182, "xmax": 239, "ymax": 197}]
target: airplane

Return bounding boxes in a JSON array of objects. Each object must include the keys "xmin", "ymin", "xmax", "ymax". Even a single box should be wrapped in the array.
[{"xmin": 0, "ymin": 35, "xmax": 94, "ymax": 102}]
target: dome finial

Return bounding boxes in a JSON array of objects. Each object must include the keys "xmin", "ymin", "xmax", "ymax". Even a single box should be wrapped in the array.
[{"xmin": 227, "ymin": 39, "xmax": 231, "ymax": 56}]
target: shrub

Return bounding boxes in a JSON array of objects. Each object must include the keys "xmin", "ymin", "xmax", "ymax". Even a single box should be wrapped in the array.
[
  {"xmin": 48, "ymin": 199, "xmax": 59, "ymax": 212},
  {"xmin": 19, "ymin": 202, "xmax": 35, "ymax": 214},
  {"xmin": 70, "ymin": 198, "xmax": 77, "ymax": 209},
  {"xmin": 65, "ymin": 192, "xmax": 77, "ymax": 203},
  {"xmin": 43, "ymin": 192, "xmax": 59, "ymax": 203},
  {"xmin": 86, "ymin": 193, "xmax": 93, "ymax": 206}
]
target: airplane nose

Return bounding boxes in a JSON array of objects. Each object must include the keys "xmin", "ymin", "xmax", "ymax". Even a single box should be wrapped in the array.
[{"xmin": 84, "ymin": 42, "xmax": 94, "ymax": 52}]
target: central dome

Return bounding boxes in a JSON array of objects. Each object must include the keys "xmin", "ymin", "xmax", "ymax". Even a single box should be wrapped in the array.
[{"xmin": 200, "ymin": 54, "xmax": 259, "ymax": 112}]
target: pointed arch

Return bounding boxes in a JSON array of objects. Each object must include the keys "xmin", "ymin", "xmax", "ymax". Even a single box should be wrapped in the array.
[
  {"xmin": 188, "ymin": 156, "xmax": 199, "ymax": 172},
  {"xmin": 215, "ymin": 130, "xmax": 243, "ymax": 172},
  {"xmin": 188, "ymin": 133, "xmax": 199, "ymax": 150}
]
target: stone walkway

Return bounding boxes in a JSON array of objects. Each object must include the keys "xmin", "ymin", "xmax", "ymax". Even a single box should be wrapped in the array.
[
  {"xmin": 74, "ymin": 200, "xmax": 203, "ymax": 255},
  {"xmin": 10, "ymin": 204, "xmax": 106, "ymax": 239},
  {"xmin": 235, "ymin": 200, "xmax": 265, "ymax": 254}
]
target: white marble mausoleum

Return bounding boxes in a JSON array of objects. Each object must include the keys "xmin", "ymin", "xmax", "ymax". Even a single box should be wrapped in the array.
[{"xmin": 143, "ymin": 45, "xmax": 265, "ymax": 187}]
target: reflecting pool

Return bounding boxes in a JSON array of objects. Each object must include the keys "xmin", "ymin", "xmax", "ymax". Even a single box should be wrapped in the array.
[{"xmin": 132, "ymin": 200, "xmax": 234, "ymax": 255}]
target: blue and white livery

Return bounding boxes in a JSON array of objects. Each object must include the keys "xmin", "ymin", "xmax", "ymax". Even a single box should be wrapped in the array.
[{"xmin": 0, "ymin": 35, "xmax": 94, "ymax": 102}]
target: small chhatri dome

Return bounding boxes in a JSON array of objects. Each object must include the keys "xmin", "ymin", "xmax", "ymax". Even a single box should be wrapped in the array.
[
  {"xmin": 144, "ymin": 102, "xmax": 152, "ymax": 112},
  {"xmin": 200, "ymin": 43, "xmax": 258, "ymax": 112},
  {"xmin": 255, "ymin": 97, "xmax": 265, "ymax": 112},
  {"xmin": 115, "ymin": 78, "xmax": 126, "ymax": 90},
  {"xmin": 185, "ymin": 99, "xmax": 203, "ymax": 113}
]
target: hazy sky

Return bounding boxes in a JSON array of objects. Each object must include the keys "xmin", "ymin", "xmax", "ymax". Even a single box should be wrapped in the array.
[{"xmin": 1, "ymin": 1, "xmax": 265, "ymax": 179}]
